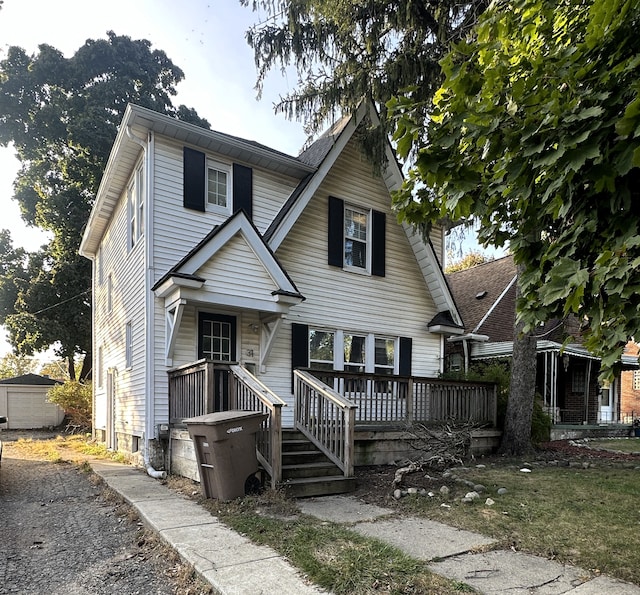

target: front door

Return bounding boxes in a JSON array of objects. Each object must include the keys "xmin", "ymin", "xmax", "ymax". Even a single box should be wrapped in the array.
[
  {"xmin": 600, "ymin": 384, "xmax": 613, "ymax": 423},
  {"xmin": 198, "ymin": 313, "xmax": 237, "ymax": 411}
]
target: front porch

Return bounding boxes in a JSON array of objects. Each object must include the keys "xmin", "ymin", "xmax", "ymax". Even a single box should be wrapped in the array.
[{"xmin": 167, "ymin": 360, "xmax": 499, "ymax": 496}]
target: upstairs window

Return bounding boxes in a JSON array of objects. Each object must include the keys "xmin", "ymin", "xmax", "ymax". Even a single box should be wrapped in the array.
[
  {"xmin": 127, "ymin": 162, "xmax": 144, "ymax": 250},
  {"xmin": 183, "ymin": 147, "xmax": 253, "ymax": 218},
  {"xmin": 344, "ymin": 206, "xmax": 368, "ymax": 270},
  {"xmin": 328, "ymin": 196, "xmax": 385, "ymax": 276},
  {"xmin": 206, "ymin": 160, "xmax": 231, "ymax": 214}
]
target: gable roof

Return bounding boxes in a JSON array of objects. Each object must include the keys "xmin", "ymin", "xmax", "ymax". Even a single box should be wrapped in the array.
[
  {"xmin": 152, "ymin": 209, "xmax": 304, "ymax": 302},
  {"xmin": 446, "ymin": 256, "xmax": 517, "ymax": 340},
  {"xmin": 264, "ymin": 100, "xmax": 462, "ymax": 327},
  {"xmin": 0, "ymin": 373, "xmax": 61, "ymax": 386},
  {"xmin": 81, "ymin": 100, "xmax": 461, "ymax": 328},
  {"xmin": 80, "ymin": 104, "xmax": 316, "ymax": 258}
]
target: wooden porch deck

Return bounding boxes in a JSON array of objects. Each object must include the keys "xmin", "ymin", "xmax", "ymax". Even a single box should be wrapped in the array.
[{"xmin": 168, "ymin": 361, "xmax": 498, "ymax": 496}]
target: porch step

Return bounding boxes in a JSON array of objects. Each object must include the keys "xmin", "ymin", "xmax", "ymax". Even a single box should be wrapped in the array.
[
  {"xmin": 282, "ymin": 475, "xmax": 357, "ymax": 498},
  {"xmin": 277, "ymin": 429, "xmax": 356, "ymax": 498},
  {"xmin": 282, "ymin": 449, "xmax": 330, "ymax": 465},
  {"xmin": 282, "ymin": 461, "xmax": 343, "ymax": 479}
]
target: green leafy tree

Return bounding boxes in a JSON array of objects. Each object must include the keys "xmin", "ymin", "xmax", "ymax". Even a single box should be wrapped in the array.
[
  {"xmin": 0, "ymin": 352, "xmax": 38, "ymax": 379},
  {"xmin": 242, "ymin": 0, "xmax": 487, "ymax": 143},
  {"xmin": 445, "ymin": 250, "xmax": 492, "ymax": 273},
  {"xmin": 389, "ymin": 0, "xmax": 640, "ymax": 452},
  {"xmin": 0, "ymin": 32, "xmax": 210, "ymax": 380},
  {"xmin": 39, "ymin": 358, "xmax": 83, "ymax": 382}
]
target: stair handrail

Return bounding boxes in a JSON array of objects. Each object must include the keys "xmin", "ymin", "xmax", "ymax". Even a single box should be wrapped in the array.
[
  {"xmin": 229, "ymin": 364, "xmax": 285, "ymax": 488},
  {"xmin": 293, "ymin": 369, "xmax": 357, "ymax": 477}
]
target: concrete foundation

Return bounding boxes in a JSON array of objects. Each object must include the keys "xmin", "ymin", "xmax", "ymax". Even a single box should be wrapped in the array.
[
  {"xmin": 550, "ymin": 424, "xmax": 632, "ymax": 441},
  {"xmin": 170, "ymin": 426, "xmax": 502, "ymax": 479}
]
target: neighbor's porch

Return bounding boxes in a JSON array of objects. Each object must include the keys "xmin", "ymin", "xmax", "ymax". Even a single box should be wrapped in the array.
[{"xmin": 166, "ymin": 360, "xmax": 499, "ymax": 495}]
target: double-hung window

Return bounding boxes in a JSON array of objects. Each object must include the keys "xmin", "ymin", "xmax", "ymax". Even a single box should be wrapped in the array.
[
  {"xmin": 127, "ymin": 162, "xmax": 144, "ymax": 250},
  {"xmin": 183, "ymin": 147, "xmax": 253, "ymax": 218},
  {"xmin": 344, "ymin": 206, "xmax": 369, "ymax": 270},
  {"xmin": 206, "ymin": 160, "xmax": 231, "ymax": 214},
  {"xmin": 374, "ymin": 337, "xmax": 395, "ymax": 375},
  {"xmin": 309, "ymin": 329, "xmax": 334, "ymax": 370},
  {"xmin": 344, "ymin": 333, "xmax": 367, "ymax": 372},
  {"xmin": 293, "ymin": 324, "xmax": 411, "ymax": 377},
  {"xmin": 328, "ymin": 196, "xmax": 385, "ymax": 276}
]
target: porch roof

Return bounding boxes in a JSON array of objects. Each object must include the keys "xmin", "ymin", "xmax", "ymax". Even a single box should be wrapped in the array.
[{"xmin": 470, "ymin": 339, "xmax": 600, "ymax": 361}]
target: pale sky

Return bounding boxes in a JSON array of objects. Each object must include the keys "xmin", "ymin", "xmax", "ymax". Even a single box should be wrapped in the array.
[
  {"xmin": 0, "ymin": 0, "xmax": 309, "ymax": 357},
  {"xmin": 0, "ymin": 0, "xmax": 503, "ymax": 359}
]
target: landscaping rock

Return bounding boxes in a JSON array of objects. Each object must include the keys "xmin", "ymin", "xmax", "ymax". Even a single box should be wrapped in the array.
[{"xmin": 497, "ymin": 487, "xmax": 508, "ymax": 496}]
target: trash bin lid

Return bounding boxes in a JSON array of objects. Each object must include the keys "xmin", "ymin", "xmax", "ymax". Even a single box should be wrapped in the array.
[{"xmin": 183, "ymin": 410, "xmax": 267, "ymax": 425}]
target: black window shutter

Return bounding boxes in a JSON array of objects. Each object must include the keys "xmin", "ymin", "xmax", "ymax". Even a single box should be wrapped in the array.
[
  {"xmin": 183, "ymin": 147, "xmax": 206, "ymax": 212},
  {"xmin": 291, "ymin": 323, "xmax": 309, "ymax": 369},
  {"xmin": 291, "ymin": 323, "xmax": 309, "ymax": 391},
  {"xmin": 233, "ymin": 163, "xmax": 253, "ymax": 219},
  {"xmin": 328, "ymin": 196, "xmax": 344, "ymax": 267},
  {"xmin": 399, "ymin": 337, "xmax": 412, "ymax": 377},
  {"xmin": 372, "ymin": 210, "xmax": 386, "ymax": 277}
]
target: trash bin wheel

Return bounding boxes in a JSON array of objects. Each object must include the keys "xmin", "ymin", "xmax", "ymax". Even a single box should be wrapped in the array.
[{"xmin": 244, "ymin": 472, "xmax": 263, "ymax": 495}]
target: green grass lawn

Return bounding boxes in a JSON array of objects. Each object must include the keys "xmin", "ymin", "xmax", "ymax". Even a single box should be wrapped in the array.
[
  {"xmin": 586, "ymin": 437, "xmax": 640, "ymax": 453},
  {"xmin": 399, "ymin": 462, "xmax": 640, "ymax": 585}
]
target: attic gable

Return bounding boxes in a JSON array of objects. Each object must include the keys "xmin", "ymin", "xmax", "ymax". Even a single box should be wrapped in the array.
[
  {"xmin": 153, "ymin": 210, "xmax": 304, "ymax": 312},
  {"xmin": 265, "ymin": 100, "xmax": 462, "ymax": 328}
]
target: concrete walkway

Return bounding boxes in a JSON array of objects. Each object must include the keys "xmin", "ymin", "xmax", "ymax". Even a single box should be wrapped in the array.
[{"xmin": 93, "ymin": 461, "xmax": 640, "ymax": 594}]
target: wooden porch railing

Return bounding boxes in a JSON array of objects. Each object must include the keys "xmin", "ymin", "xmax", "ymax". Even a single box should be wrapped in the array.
[
  {"xmin": 294, "ymin": 369, "xmax": 357, "ymax": 477},
  {"xmin": 168, "ymin": 360, "xmax": 285, "ymax": 488},
  {"xmin": 307, "ymin": 369, "xmax": 497, "ymax": 427}
]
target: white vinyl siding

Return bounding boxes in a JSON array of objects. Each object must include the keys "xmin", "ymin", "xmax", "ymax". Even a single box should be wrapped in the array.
[
  {"xmin": 152, "ymin": 140, "xmax": 298, "ymax": 280},
  {"xmin": 275, "ymin": 139, "xmax": 442, "ymax": 382},
  {"xmin": 93, "ymin": 163, "xmax": 147, "ymax": 437}
]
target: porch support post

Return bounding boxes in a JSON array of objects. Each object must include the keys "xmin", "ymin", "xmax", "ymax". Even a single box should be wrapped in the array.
[
  {"xmin": 584, "ymin": 359, "xmax": 592, "ymax": 424},
  {"xmin": 165, "ymin": 298, "xmax": 186, "ymax": 365},
  {"xmin": 270, "ymin": 405, "xmax": 282, "ymax": 488},
  {"xmin": 344, "ymin": 405, "xmax": 355, "ymax": 477},
  {"xmin": 406, "ymin": 377, "xmax": 414, "ymax": 424},
  {"xmin": 205, "ymin": 361, "xmax": 215, "ymax": 413},
  {"xmin": 259, "ymin": 315, "xmax": 283, "ymax": 373}
]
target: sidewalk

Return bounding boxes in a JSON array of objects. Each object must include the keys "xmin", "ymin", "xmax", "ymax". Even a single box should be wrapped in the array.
[{"xmin": 92, "ymin": 461, "xmax": 640, "ymax": 595}]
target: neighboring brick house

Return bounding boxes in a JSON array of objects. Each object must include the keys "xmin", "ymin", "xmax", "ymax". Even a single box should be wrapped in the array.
[
  {"xmin": 621, "ymin": 342, "xmax": 640, "ymax": 422},
  {"xmin": 445, "ymin": 256, "xmax": 609, "ymax": 425}
]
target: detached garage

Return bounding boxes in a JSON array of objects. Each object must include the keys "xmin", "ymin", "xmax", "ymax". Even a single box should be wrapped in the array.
[{"xmin": 0, "ymin": 374, "xmax": 64, "ymax": 429}]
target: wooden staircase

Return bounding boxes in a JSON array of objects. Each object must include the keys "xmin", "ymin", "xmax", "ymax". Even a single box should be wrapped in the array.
[{"xmin": 278, "ymin": 429, "xmax": 356, "ymax": 498}]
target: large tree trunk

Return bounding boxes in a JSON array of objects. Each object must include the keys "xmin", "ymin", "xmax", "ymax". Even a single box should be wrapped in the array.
[
  {"xmin": 499, "ymin": 269, "xmax": 538, "ymax": 455},
  {"xmin": 79, "ymin": 350, "xmax": 92, "ymax": 382}
]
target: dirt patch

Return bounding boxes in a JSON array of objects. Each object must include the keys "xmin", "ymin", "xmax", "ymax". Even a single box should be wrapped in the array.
[{"xmin": 349, "ymin": 441, "xmax": 640, "ymax": 509}]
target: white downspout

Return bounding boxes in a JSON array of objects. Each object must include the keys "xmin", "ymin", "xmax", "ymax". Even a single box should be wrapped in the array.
[{"xmin": 126, "ymin": 126, "xmax": 165, "ymax": 480}]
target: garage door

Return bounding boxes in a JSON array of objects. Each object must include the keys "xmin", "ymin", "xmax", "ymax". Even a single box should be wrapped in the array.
[{"xmin": 2, "ymin": 387, "xmax": 65, "ymax": 429}]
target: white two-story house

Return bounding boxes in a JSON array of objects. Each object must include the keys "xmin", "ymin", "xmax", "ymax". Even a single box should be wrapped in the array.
[{"xmin": 79, "ymin": 101, "xmax": 495, "ymax": 496}]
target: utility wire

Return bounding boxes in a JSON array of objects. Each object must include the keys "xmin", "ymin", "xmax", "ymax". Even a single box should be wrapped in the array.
[{"xmin": 30, "ymin": 289, "xmax": 91, "ymax": 316}]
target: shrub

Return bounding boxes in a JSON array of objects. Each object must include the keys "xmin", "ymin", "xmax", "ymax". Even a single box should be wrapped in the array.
[
  {"xmin": 531, "ymin": 395, "xmax": 552, "ymax": 444},
  {"xmin": 47, "ymin": 380, "xmax": 92, "ymax": 430}
]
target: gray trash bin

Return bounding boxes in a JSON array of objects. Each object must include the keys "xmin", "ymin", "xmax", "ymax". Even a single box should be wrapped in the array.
[{"xmin": 184, "ymin": 410, "xmax": 268, "ymax": 501}]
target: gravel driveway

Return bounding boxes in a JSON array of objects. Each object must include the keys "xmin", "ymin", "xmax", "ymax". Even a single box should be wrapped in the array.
[{"xmin": 0, "ymin": 431, "xmax": 212, "ymax": 595}]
